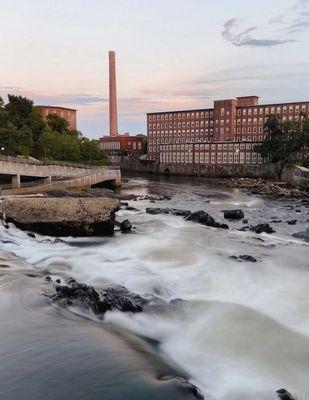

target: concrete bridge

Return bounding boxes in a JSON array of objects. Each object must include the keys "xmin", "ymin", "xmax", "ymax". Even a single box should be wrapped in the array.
[{"xmin": 0, "ymin": 156, "xmax": 121, "ymax": 194}]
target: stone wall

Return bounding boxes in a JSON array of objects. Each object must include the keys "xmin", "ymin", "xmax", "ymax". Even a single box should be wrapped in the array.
[{"xmin": 119, "ymin": 159, "xmax": 279, "ymax": 179}]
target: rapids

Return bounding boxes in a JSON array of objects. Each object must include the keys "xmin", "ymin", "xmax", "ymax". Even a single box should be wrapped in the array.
[{"xmin": 0, "ymin": 175, "xmax": 308, "ymax": 400}]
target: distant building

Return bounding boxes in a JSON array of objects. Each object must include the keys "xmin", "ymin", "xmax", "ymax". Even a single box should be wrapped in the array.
[
  {"xmin": 37, "ymin": 106, "xmax": 77, "ymax": 130},
  {"xmin": 99, "ymin": 134, "xmax": 145, "ymax": 162},
  {"xmin": 147, "ymin": 96, "xmax": 309, "ymax": 165}
]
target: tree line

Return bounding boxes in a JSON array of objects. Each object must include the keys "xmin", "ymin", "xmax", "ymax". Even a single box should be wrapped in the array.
[
  {"xmin": 256, "ymin": 114, "xmax": 309, "ymax": 174},
  {"xmin": 0, "ymin": 95, "xmax": 106, "ymax": 164}
]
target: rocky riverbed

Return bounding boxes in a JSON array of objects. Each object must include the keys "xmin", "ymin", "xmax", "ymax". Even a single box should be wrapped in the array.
[
  {"xmin": 0, "ymin": 175, "xmax": 308, "ymax": 400},
  {"xmin": 221, "ymin": 177, "xmax": 309, "ymax": 201}
]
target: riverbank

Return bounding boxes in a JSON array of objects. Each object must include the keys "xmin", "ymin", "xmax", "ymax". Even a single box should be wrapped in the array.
[{"xmin": 221, "ymin": 177, "xmax": 309, "ymax": 201}]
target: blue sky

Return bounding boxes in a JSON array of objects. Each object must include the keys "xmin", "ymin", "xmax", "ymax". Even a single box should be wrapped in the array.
[{"xmin": 0, "ymin": 0, "xmax": 309, "ymax": 138}]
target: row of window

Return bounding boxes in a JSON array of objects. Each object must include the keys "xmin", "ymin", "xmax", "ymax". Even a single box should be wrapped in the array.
[
  {"xmin": 159, "ymin": 151, "xmax": 262, "ymax": 165},
  {"xmin": 148, "ymin": 104, "xmax": 309, "ymax": 122},
  {"xmin": 236, "ymin": 104, "xmax": 308, "ymax": 116},
  {"xmin": 149, "ymin": 138, "xmax": 263, "ymax": 152}
]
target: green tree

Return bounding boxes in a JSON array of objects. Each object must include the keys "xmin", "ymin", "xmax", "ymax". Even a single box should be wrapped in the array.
[
  {"xmin": 5, "ymin": 95, "xmax": 34, "ymax": 129},
  {"xmin": 79, "ymin": 137, "xmax": 105, "ymax": 163},
  {"xmin": 46, "ymin": 113, "xmax": 69, "ymax": 133},
  {"xmin": 256, "ymin": 115, "xmax": 309, "ymax": 177}
]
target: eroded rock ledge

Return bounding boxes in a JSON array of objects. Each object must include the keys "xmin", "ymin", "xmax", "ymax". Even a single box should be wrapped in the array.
[{"xmin": 0, "ymin": 197, "xmax": 120, "ymax": 236}]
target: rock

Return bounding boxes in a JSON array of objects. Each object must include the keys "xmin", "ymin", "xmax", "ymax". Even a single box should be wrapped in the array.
[
  {"xmin": 287, "ymin": 219, "xmax": 297, "ymax": 225},
  {"xmin": 0, "ymin": 197, "xmax": 119, "ymax": 237},
  {"xmin": 27, "ymin": 232, "xmax": 36, "ymax": 238},
  {"xmin": 146, "ymin": 207, "xmax": 170, "ymax": 215},
  {"xmin": 230, "ymin": 255, "xmax": 257, "ymax": 262},
  {"xmin": 170, "ymin": 209, "xmax": 191, "ymax": 217},
  {"xmin": 55, "ymin": 279, "xmax": 61, "ymax": 284},
  {"xmin": 271, "ymin": 219, "xmax": 282, "ymax": 223},
  {"xmin": 243, "ymin": 219, "xmax": 248, "ymax": 224},
  {"xmin": 49, "ymin": 279, "xmax": 147, "ymax": 315},
  {"xmin": 292, "ymin": 227, "xmax": 309, "ymax": 242},
  {"xmin": 276, "ymin": 388, "xmax": 296, "ymax": 400},
  {"xmin": 186, "ymin": 211, "xmax": 229, "ymax": 229},
  {"xmin": 120, "ymin": 219, "xmax": 132, "ymax": 233},
  {"xmin": 223, "ymin": 209, "xmax": 244, "ymax": 220},
  {"xmin": 126, "ymin": 206, "xmax": 139, "ymax": 211},
  {"xmin": 45, "ymin": 276, "xmax": 52, "ymax": 282},
  {"xmin": 251, "ymin": 223, "xmax": 275, "ymax": 234},
  {"xmin": 120, "ymin": 201, "xmax": 129, "ymax": 207}
]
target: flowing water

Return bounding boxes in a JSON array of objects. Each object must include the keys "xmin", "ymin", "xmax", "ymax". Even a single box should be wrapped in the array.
[{"xmin": 0, "ymin": 175, "xmax": 309, "ymax": 400}]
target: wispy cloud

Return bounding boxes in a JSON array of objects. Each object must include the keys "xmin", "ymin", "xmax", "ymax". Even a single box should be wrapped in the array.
[
  {"xmin": 222, "ymin": 18, "xmax": 296, "ymax": 47},
  {"xmin": 223, "ymin": 0, "xmax": 309, "ymax": 48}
]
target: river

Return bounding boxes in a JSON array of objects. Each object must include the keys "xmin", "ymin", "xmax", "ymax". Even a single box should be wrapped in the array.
[{"xmin": 0, "ymin": 175, "xmax": 308, "ymax": 400}]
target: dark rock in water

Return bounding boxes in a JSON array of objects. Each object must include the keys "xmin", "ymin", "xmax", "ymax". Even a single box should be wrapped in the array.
[
  {"xmin": 49, "ymin": 279, "xmax": 147, "ymax": 315},
  {"xmin": 230, "ymin": 255, "xmax": 257, "ymax": 262},
  {"xmin": 292, "ymin": 227, "xmax": 309, "ymax": 242},
  {"xmin": 276, "ymin": 388, "xmax": 296, "ymax": 400},
  {"xmin": 27, "ymin": 232, "xmax": 36, "ymax": 238},
  {"xmin": 120, "ymin": 201, "xmax": 129, "ymax": 207},
  {"xmin": 120, "ymin": 219, "xmax": 132, "ymax": 233},
  {"xmin": 55, "ymin": 279, "xmax": 61, "ymax": 284},
  {"xmin": 45, "ymin": 276, "xmax": 52, "ymax": 282},
  {"xmin": 146, "ymin": 207, "xmax": 170, "ymax": 215},
  {"xmin": 251, "ymin": 223, "xmax": 275, "ymax": 234},
  {"xmin": 186, "ymin": 211, "xmax": 229, "ymax": 229},
  {"xmin": 243, "ymin": 219, "xmax": 248, "ymax": 224},
  {"xmin": 240, "ymin": 255, "xmax": 257, "ymax": 262},
  {"xmin": 223, "ymin": 209, "xmax": 244, "ymax": 220},
  {"xmin": 170, "ymin": 209, "xmax": 191, "ymax": 217},
  {"xmin": 271, "ymin": 219, "xmax": 282, "ymax": 223},
  {"xmin": 146, "ymin": 207, "xmax": 228, "ymax": 229},
  {"xmin": 126, "ymin": 206, "xmax": 139, "ymax": 211},
  {"xmin": 150, "ymin": 200, "xmax": 156, "ymax": 203},
  {"xmin": 287, "ymin": 219, "xmax": 297, "ymax": 225}
]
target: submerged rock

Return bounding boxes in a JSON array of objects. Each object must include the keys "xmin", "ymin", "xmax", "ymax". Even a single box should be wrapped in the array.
[
  {"xmin": 223, "ymin": 209, "xmax": 244, "ymax": 220},
  {"xmin": 251, "ymin": 223, "xmax": 275, "ymax": 234},
  {"xmin": 146, "ymin": 207, "xmax": 228, "ymax": 229},
  {"xmin": 287, "ymin": 219, "xmax": 297, "ymax": 225},
  {"xmin": 48, "ymin": 278, "xmax": 147, "ymax": 315},
  {"xmin": 292, "ymin": 227, "xmax": 309, "ymax": 242},
  {"xmin": 231, "ymin": 254, "xmax": 257, "ymax": 262},
  {"xmin": 0, "ymin": 197, "xmax": 119, "ymax": 237},
  {"xmin": 120, "ymin": 219, "xmax": 132, "ymax": 233},
  {"xmin": 276, "ymin": 388, "xmax": 296, "ymax": 400},
  {"xmin": 186, "ymin": 211, "xmax": 229, "ymax": 229}
]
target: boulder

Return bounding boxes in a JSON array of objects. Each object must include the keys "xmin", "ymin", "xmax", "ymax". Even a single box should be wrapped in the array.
[
  {"xmin": 276, "ymin": 388, "xmax": 296, "ymax": 400},
  {"xmin": 120, "ymin": 219, "xmax": 132, "ymax": 233},
  {"xmin": 48, "ymin": 277, "xmax": 147, "ymax": 315},
  {"xmin": 1, "ymin": 197, "xmax": 119, "ymax": 236},
  {"xmin": 292, "ymin": 227, "xmax": 309, "ymax": 242},
  {"xmin": 186, "ymin": 211, "xmax": 229, "ymax": 229},
  {"xmin": 230, "ymin": 254, "xmax": 257, "ymax": 262},
  {"xmin": 223, "ymin": 209, "xmax": 244, "ymax": 220},
  {"xmin": 251, "ymin": 223, "xmax": 275, "ymax": 234},
  {"xmin": 287, "ymin": 219, "xmax": 297, "ymax": 225}
]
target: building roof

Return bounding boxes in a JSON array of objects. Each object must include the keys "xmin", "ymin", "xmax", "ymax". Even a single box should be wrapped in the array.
[{"xmin": 36, "ymin": 105, "xmax": 77, "ymax": 111}]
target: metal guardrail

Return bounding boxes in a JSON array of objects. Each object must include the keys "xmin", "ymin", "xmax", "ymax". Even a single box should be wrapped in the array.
[{"xmin": 0, "ymin": 155, "xmax": 120, "ymax": 170}]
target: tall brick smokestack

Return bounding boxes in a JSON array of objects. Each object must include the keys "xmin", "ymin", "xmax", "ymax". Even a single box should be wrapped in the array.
[{"xmin": 109, "ymin": 51, "xmax": 118, "ymax": 136}]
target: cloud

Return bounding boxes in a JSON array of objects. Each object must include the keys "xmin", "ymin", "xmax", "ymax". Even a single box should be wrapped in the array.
[{"xmin": 222, "ymin": 18, "xmax": 296, "ymax": 47}]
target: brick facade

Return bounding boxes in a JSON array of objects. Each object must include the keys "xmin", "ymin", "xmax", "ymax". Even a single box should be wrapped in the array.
[
  {"xmin": 37, "ymin": 106, "xmax": 77, "ymax": 130},
  {"xmin": 99, "ymin": 134, "xmax": 145, "ymax": 162},
  {"xmin": 147, "ymin": 96, "xmax": 309, "ymax": 165}
]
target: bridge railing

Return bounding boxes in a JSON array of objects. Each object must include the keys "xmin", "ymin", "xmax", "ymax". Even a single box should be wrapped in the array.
[{"xmin": 0, "ymin": 155, "xmax": 120, "ymax": 170}]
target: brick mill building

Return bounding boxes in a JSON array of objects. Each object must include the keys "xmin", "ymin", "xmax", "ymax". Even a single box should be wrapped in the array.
[
  {"xmin": 147, "ymin": 96, "xmax": 309, "ymax": 165},
  {"xmin": 36, "ymin": 106, "xmax": 77, "ymax": 130}
]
